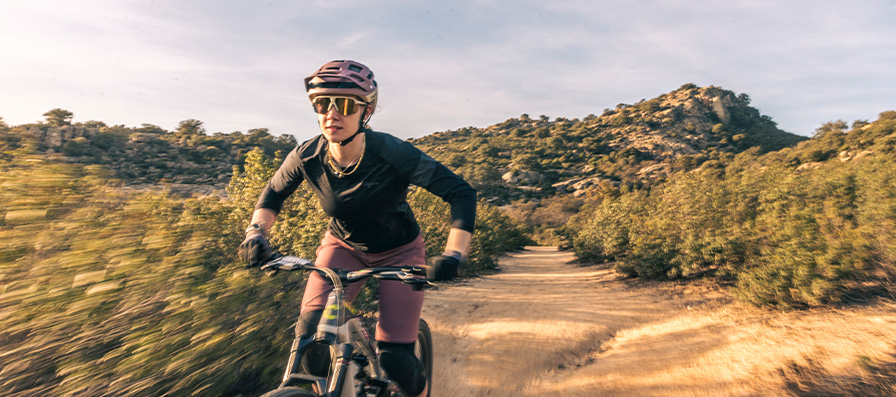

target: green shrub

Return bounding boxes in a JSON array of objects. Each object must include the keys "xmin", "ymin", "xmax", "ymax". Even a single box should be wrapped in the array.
[
  {"xmin": 62, "ymin": 136, "xmax": 89, "ymax": 156},
  {"xmin": 0, "ymin": 146, "xmax": 528, "ymax": 396},
  {"xmin": 409, "ymin": 187, "xmax": 529, "ymax": 273},
  {"xmin": 569, "ymin": 192, "xmax": 644, "ymax": 264},
  {"xmin": 569, "ymin": 143, "xmax": 896, "ymax": 306}
]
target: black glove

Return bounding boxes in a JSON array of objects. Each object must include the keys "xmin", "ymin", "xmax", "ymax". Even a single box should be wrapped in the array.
[
  {"xmin": 238, "ymin": 225, "xmax": 272, "ymax": 267},
  {"xmin": 426, "ymin": 251, "xmax": 463, "ymax": 281}
]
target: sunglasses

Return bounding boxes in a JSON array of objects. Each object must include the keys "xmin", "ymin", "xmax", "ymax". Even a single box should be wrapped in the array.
[{"xmin": 311, "ymin": 96, "xmax": 368, "ymax": 116}]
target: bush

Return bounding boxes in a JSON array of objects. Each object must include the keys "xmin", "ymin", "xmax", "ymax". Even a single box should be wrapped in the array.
[
  {"xmin": 0, "ymin": 146, "xmax": 529, "ymax": 396},
  {"xmin": 0, "ymin": 157, "xmax": 295, "ymax": 396},
  {"xmin": 569, "ymin": 151, "xmax": 896, "ymax": 307},
  {"xmin": 569, "ymin": 192, "xmax": 644, "ymax": 264},
  {"xmin": 409, "ymin": 187, "xmax": 529, "ymax": 273},
  {"xmin": 62, "ymin": 136, "xmax": 89, "ymax": 156}
]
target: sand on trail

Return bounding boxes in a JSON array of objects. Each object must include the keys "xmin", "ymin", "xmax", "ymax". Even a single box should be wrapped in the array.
[{"xmin": 421, "ymin": 246, "xmax": 896, "ymax": 396}]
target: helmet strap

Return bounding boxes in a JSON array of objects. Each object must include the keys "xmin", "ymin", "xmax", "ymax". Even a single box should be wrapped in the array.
[{"xmin": 338, "ymin": 108, "xmax": 370, "ymax": 146}]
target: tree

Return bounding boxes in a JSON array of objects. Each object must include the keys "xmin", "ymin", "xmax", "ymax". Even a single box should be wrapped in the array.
[
  {"xmin": 43, "ymin": 108, "xmax": 74, "ymax": 127},
  {"xmin": 247, "ymin": 128, "xmax": 270, "ymax": 138},
  {"xmin": 176, "ymin": 119, "xmax": 205, "ymax": 135},
  {"xmin": 851, "ymin": 119, "xmax": 870, "ymax": 130},
  {"xmin": 813, "ymin": 120, "xmax": 848, "ymax": 138},
  {"xmin": 138, "ymin": 123, "xmax": 167, "ymax": 134}
]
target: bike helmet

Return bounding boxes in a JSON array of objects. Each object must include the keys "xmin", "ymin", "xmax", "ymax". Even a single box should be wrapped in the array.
[
  {"xmin": 304, "ymin": 60, "xmax": 378, "ymax": 112},
  {"xmin": 305, "ymin": 60, "xmax": 378, "ymax": 145}
]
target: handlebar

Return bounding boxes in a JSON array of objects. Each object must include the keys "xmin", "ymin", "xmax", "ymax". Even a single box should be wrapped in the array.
[{"xmin": 259, "ymin": 252, "xmax": 432, "ymax": 290}]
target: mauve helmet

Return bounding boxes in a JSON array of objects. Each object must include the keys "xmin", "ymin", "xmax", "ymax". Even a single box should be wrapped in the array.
[{"xmin": 304, "ymin": 60, "xmax": 378, "ymax": 113}]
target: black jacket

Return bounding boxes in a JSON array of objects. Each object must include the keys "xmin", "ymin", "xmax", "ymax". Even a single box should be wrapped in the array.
[{"xmin": 256, "ymin": 129, "xmax": 477, "ymax": 253}]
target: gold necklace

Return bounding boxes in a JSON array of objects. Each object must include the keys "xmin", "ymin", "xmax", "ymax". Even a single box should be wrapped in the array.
[{"xmin": 327, "ymin": 134, "xmax": 365, "ymax": 178}]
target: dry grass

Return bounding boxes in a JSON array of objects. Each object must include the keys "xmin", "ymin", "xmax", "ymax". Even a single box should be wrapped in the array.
[{"xmin": 780, "ymin": 352, "xmax": 896, "ymax": 396}]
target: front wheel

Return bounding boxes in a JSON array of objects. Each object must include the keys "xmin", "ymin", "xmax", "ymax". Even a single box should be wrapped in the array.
[
  {"xmin": 259, "ymin": 386, "xmax": 318, "ymax": 397},
  {"xmin": 415, "ymin": 319, "xmax": 433, "ymax": 397}
]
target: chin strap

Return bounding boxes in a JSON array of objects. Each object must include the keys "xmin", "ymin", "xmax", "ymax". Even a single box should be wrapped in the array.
[{"xmin": 338, "ymin": 109, "xmax": 370, "ymax": 146}]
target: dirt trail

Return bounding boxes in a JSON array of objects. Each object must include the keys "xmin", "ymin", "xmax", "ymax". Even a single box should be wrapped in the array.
[{"xmin": 421, "ymin": 247, "xmax": 896, "ymax": 396}]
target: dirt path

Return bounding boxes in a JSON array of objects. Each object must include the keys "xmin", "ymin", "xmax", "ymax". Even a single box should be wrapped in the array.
[{"xmin": 421, "ymin": 247, "xmax": 896, "ymax": 396}]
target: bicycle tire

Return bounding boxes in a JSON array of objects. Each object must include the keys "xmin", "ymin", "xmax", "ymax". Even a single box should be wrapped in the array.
[
  {"xmin": 259, "ymin": 386, "xmax": 318, "ymax": 397},
  {"xmin": 415, "ymin": 319, "xmax": 433, "ymax": 397}
]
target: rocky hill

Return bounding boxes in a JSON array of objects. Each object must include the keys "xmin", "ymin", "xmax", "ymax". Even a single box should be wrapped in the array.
[
  {"xmin": 2, "ymin": 84, "xmax": 803, "ymax": 201},
  {"xmin": 411, "ymin": 84, "xmax": 805, "ymax": 202}
]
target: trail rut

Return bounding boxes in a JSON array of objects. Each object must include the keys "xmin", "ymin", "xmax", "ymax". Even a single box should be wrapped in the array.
[{"xmin": 421, "ymin": 246, "xmax": 896, "ymax": 396}]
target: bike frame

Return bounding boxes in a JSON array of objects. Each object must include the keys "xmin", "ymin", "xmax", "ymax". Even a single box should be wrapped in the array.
[{"xmin": 260, "ymin": 253, "xmax": 430, "ymax": 397}]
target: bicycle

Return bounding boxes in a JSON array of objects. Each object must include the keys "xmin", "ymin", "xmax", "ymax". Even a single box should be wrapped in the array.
[{"xmin": 256, "ymin": 252, "xmax": 434, "ymax": 397}]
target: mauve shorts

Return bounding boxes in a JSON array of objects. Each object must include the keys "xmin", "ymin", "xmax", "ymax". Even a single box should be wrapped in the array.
[{"xmin": 300, "ymin": 232, "xmax": 426, "ymax": 344}]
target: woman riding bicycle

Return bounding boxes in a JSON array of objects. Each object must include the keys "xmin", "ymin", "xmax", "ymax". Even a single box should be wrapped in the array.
[{"xmin": 238, "ymin": 60, "xmax": 477, "ymax": 397}]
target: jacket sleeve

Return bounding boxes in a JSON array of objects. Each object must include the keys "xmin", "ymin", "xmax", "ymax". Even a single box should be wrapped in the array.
[
  {"xmin": 398, "ymin": 141, "xmax": 477, "ymax": 233},
  {"xmin": 255, "ymin": 147, "xmax": 305, "ymax": 214}
]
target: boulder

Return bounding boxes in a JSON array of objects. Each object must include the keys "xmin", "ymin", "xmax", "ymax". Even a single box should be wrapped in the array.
[
  {"xmin": 636, "ymin": 163, "xmax": 672, "ymax": 179},
  {"xmin": 796, "ymin": 162, "xmax": 823, "ymax": 172},
  {"xmin": 711, "ymin": 96, "xmax": 731, "ymax": 124},
  {"xmin": 855, "ymin": 150, "xmax": 874, "ymax": 160},
  {"xmin": 838, "ymin": 150, "xmax": 853, "ymax": 162},
  {"xmin": 130, "ymin": 133, "xmax": 160, "ymax": 143},
  {"xmin": 682, "ymin": 99, "xmax": 701, "ymax": 113},
  {"xmin": 502, "ymin": 170, "xmax": 543, "ymax": 185}
]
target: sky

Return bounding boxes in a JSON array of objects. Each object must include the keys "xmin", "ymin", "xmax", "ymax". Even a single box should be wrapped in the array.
[{"xmin": 1, "ymin": 0, "xmax": 894, "ymax": 142}]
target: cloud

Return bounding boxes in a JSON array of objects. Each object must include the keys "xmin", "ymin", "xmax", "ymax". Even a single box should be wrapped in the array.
[{"xmin": 1, "ymin": 0, "xmax": 894, "ymax": 138}]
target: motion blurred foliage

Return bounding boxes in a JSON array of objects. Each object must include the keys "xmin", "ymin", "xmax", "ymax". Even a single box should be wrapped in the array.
[
  {"xmin": 0, "ymin": 152, "xmax": 294, "ymax": 396},
  {"xmin": 568, "ymin": 111, "xmax": 896, "ymax": 307},
  {"xmin": 0, "ymin": 140, "xmax": 525, "ymax": 395}
]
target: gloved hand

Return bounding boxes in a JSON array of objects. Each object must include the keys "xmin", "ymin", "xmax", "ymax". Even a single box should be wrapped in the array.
[
  {"xmin": 426, "ymin": 250, "xmax": 463, "ymax": 281},
  {"xmin": 238, "ymin": 224, "xmax": 272, "ymax": 267}
]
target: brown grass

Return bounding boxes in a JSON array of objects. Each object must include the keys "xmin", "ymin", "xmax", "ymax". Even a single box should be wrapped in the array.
[{"xmin": 780, "ymin": 352, "xmax": 896, "ymax": 396}]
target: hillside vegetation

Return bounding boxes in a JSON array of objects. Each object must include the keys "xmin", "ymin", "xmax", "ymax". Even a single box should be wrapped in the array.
[
  {"xmin": 2, "ymin": 112, "xmax": 296, "ymax": 195},
  {"xmin": 411, "ymin": 84, "xmax": 805, "ymax": 203},
  {"xmin": 567, "ymin": 111, "xmax": 896, "ymax": 307},
  {"xmin": 0, "ymin": 119, "xmax": 527, "ymax": 395},
  {"xmin": 406, "ymin": 85, "xmax": 895, "ymax": 308}
]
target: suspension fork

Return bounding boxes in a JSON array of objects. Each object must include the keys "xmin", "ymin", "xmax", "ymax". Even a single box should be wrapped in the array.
[
  {"xmin": 327, "ymin": 343, "xmax": 355, "ymax": 396},
  {"xmin": 283, "ymin": 335, "xmax": 311, "ymax": 382}
]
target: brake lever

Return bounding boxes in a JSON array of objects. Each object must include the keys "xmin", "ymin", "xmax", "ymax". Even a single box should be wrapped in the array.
[
  {"xmin": 411, "ymin": 280, "xmax": 435, "ymax": 291},
  {"xmin": 259, "ymin": 251, "xmax": 284, "ymax": 275},
  {"xmin": 259, "ymin": 253, "xmax": 312, "ymax": 273},
  {"xmin": 274, "ymin": 256, "xmax": 312, "ymax": 271},
  {"xmin": 259, "ymin": 261, "xmax": 279, "ymax": 276}
]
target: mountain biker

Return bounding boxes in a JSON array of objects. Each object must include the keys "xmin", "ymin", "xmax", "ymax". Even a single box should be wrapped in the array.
[{"xmin": 238, "ymin": 60, "xmax": 476, "ymax": 397}]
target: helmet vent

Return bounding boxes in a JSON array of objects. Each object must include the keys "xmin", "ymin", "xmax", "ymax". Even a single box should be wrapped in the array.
[{"xmin": 348, "ymin": 64, "xmax": 363, "ymax": 73}]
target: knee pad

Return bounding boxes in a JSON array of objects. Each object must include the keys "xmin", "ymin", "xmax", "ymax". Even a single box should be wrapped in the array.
[
  {"xmin": 296, "ymin": 310, "xmax": 330, "ymax": 377},
  {"xmin": 377, "ymin": 341, "xmax": 426, "ymax": 395}
]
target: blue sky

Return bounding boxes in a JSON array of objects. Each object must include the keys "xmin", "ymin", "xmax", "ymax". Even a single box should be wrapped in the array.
[{"xmin": 1, "ymin": 0, "xmax": 894, "ymax": 141}]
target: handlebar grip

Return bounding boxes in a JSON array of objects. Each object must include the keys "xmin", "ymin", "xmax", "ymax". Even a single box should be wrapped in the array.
[{"xmin": 258, "ymin": 252, "xmax": 313, "ymax": 272}]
